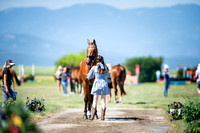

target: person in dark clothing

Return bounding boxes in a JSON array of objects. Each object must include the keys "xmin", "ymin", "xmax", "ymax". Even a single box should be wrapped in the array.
[{"xmin": 2, "ymin": 59, "xmax": 17, "ymax": 106}]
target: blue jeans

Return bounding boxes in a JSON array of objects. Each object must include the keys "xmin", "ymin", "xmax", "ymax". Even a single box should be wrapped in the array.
[
  {"xmin": 2, "ymin": 85, "xmax": 16, "ymax": 101},
  {"xmin": 61, "ymin": 79, "xmax": 68, "ymax": 94},
  {"xmin": 163, "ymin": 80, "xmax": 170, "ymax": 96}
]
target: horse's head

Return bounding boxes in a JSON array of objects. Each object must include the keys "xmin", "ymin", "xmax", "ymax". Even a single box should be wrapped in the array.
[{"xmin": 86, "ymin": 39, "xmax": 98, "ymax": 66}]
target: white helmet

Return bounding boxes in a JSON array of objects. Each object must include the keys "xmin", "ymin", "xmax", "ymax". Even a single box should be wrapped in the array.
[
  {"xmin": 197, "ymin": 63, "xmax": 200, "ymax": 70},
  {"xmin": 58, "ymin": 66, "xmax": 63, "ymax": 70},
  {"xmin": 164, "ymin": 64, "xmax": 169, "ymax": 69}
]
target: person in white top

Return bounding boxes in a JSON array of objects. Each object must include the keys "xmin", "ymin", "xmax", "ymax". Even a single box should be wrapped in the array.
[
  {"xmin": 163, "ymin": 64, "xmax": 170, "ymax": 97},
  {"xmin": 55, "ymin": 66, "xmax": 63, "ymax": 93},
  {"xmin": 194, "ymin": 63, "xmax": 200, "ymax": 94}
]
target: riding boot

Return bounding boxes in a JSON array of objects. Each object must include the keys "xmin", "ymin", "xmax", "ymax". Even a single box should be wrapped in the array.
[
  {"xmin": 91, "ymin": 106, "xmax": 97, "ymax": 120},
  {"xmin": 101, "ymin": 107, "xmax": 106, "ymax": 121}
]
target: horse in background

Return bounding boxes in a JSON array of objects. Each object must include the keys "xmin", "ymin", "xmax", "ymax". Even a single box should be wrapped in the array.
[
  {"xmin": 0, "ymin": 69, "xmax": 21, "ymax": 90},
  {"xmin": 71, "ymin": 67, "xmax": 82, "ymax": 93},
  {"xmin": 80, "ymin": 39, "xmax": 98, "ymax": 119},
  {"xmin": 109, "ymin": 64, "xmax": 126, "ymax": 103}
]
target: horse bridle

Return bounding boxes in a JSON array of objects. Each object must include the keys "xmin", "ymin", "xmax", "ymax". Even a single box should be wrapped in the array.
[{"xmin": 86, "ymin": 46, "xmax": 97, "ymax": 65}]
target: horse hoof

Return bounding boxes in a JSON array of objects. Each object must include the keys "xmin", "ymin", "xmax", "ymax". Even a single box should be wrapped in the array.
[
  {"xmin": 83, "ymin": 115, "xmax": 88, "ymax": 119},
  {"xmin": 88, "ymin": 115, "xmax": 91, "ymax": 118},
  {"xmin": 95, "ymin": 115, "xmax": 98, "ymax": 119},
  {"xmin": 115, "ymin": 101, "xmax": 119, "ymax": 103}
]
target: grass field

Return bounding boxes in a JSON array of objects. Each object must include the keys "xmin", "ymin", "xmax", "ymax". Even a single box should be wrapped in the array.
[{"xmin": 0, "ymin": 76, "xmax": 199, "ymax": 132}]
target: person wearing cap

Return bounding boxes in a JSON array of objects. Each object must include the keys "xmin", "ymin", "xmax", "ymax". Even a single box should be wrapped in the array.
[
  {"xmin": 163, "ymin": 64, "xmax": 170, "ymax": 97},
  {"xmin": 1, "ymin": 60, "xmax": 17, "ymax": 105},
  {"xmin": 194, "ymin": 64, "xmax": 200, "ymax": 94},
  {"xmin": 55, "ymin": 66, "xmax": 63, "ymax": 93},
  {"xmin": 86, "ymin": 55, "xmax": 110, "ymax": 121}
]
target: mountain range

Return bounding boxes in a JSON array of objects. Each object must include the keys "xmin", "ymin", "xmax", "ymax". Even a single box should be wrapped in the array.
[{"xmin": 0, "ymin": 4, "xmax": 199, "ymax": 69}]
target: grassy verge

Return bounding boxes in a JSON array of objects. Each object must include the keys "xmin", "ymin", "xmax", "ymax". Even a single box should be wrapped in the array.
[{"xmin": 0, "ymin": 76, "xmax": 199, "ymax": 132}]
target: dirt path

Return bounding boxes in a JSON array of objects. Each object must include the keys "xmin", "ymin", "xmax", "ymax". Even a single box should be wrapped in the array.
[{"xmin": 37, "ymin": 108, "xmax": 171, "ymax": 133}]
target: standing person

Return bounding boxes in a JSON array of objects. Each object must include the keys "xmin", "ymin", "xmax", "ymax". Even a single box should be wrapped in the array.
[
  {"xmin": 87, "ymin": 55, "xmax": 110, "ymax": 120},
  {"xmin": 194, "ymin": 63, "xmax": 200, "ymax": 94},
  {"xmin": 156, "ymin": 70, "xmax": 161, "ymax": 82},
  {"xmin": 163, "ymin": 64, "xmax": 170, "ymax": 97},
  {"xmin": 1, "ymin": 60, "xmax": 17, "ymax": 106},
  {"xmin": 55, "ymin": 66, "xmax": 63, "ymax": 93},
  {"xmin": 60, "ymin": 67, "xmax": 70, "ymax": 96}
]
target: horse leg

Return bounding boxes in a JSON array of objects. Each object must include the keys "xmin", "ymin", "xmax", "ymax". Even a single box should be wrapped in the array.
[
  {"xmin": 87, "ymin": 83, "xmax": 93, "ymax": 118},
  {"xmin": 120, "ymin": 80, "xmax": 126, "ymax": 95},
  {"xmin": 119, "ymin": 83, "xmax": 123, "ymax": 104},
  {"xmin": 76, "ymin": 81, "xmax": 79, "ymax": 93},
  {"xmin": 72, "ymin": 79, "xmax": 76, "ymax": 93},
  {"xmin": 118, "ymin": 81, "xmax": 123, "ymax": 104},
  {"xmin": 83, "ymin": 81, "xmax": 88, "ymax": 119},
  {"xmin": 83, "ymin": 95, "xmax": 88, "ymax": 119},
  {"xmin": 80, "ymin": 83, "xmax": 83, "ymax": 93},
  {"xmin": 87, "ymin": 94, "xmax": 92, "ymax": 118},
  {"xmin": 112, "ymin": 80, "xmax": 118, "ymax": 103}
]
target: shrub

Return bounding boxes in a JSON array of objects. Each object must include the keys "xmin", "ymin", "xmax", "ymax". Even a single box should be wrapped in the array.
[
  {"xmin": 182, "ymin": 101, "xmax": 200, "ymax": 123},
  {"xmin": 3, "ymin": 98, "xmax": 16, "ymax": 110},
  {"xmin": 0, "ymin": 101, "xmax": 41, "ymax": 133},
  {"xmin": 187, "ymin": 121, "xmax": 200, "ymax": 133},
  {"xmin": 177, "ymin": 68, "xmax": 183, "ymax": 78},
  {"xmin": 55, "ymin": 51, "xmax": 86, "ymax": 67},
  {"xmin": 124, "ymin": 56, "xmax": 163, "ymax": 82},
  {"xmin": 26, "ymin": 97, "xmax": 45, "ymax": 112}
]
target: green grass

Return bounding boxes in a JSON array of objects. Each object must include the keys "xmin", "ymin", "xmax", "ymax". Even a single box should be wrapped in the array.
[{"xmin": 0, "ymin": 76, "xmax": 199, "ymax": 132}]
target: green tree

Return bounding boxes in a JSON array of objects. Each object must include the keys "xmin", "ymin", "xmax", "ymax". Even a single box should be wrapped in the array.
[
  {"xmin": 177, "ymin": 68, "xmax": 183, "ymax": 77},
  {"xmin": 124, "ymin": 56, "xmax": 163, "ymax": 82},
  {"xmin": 55, "ymin": 51, "xmax": 86, "ymax": 67}
]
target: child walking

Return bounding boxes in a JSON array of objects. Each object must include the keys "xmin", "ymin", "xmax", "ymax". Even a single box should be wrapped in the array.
[{"xmin": 87, "ymin": 55, "xmax": 110, "ymax": 120}]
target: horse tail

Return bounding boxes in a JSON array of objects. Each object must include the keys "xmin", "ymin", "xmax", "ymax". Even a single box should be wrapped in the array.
[
  {"xmin": 13, "ymin": 71, "xmax": 21, "ymax": 86},
  {"xmin": 116, "ymin": 65, "xmax": 126, "ymax": 95}
]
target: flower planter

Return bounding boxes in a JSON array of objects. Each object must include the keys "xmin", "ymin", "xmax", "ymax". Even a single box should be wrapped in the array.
[{"xmin": 170, "ymin": 108, "xmax": 181, "ymax": 115}]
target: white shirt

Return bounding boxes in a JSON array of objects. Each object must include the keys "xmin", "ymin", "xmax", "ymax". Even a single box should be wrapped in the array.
[{"xmin": 196, "ymin": 69, "xmax": 200, "ymax": 82}]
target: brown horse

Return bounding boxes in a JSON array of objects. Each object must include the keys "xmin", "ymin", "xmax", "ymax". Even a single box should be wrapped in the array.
[
  {"xmin": 80, "ymin": 39, "xmax": 98, "ymax": 119},
  {"xmin": 71, "ymin": 67, "xmax": 82, "ymax": 93},
  {"xmin": 109, "ymin": 64, "xmax": 126, "ymax": 103},
  {"xmin": 0, "ymin": 69, "xmax": 21, "ymax": 90}
]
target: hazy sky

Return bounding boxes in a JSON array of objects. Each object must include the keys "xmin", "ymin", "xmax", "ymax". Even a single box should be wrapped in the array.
[{"xmin": 0, "ymin": 0, "xmax": 200, "ymax": 10}]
